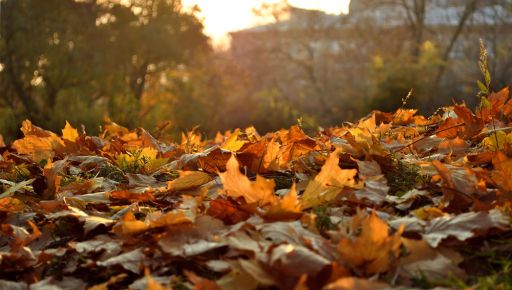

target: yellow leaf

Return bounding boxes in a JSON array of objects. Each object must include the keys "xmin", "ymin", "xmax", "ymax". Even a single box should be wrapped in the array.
[
  {"xmin": 221, "ymin": 129, "xmax": 247, "ymax": 152},
  {"xmin": 219, "ymin": 155, "xmax": 276, "ymax": 205},
  {"xmin": 301, "ymin": 150, "xmax": 362, "ymax": 209},
  {"xmin": 481, "ymin": 130, "xmax": 507, "ymax": 151},
  {"xmin": 338, "ymin": 211, "xmax": 403, "ymax": 274},
  {"xmin": 167, "ymin": 171, "xmax": 213, "ymax": 191},
  {"xmin": 62, "ymin": 121, "xmax": 79, "ymax": 142},
  {"xmin": 115, "ymin": 147, "xmax": 167, "ymax": 173}
]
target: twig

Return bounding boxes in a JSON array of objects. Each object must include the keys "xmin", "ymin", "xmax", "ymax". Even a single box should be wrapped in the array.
[{"xmin": 390, "ymin": 123, "xmax": 466, "ymax": 155}]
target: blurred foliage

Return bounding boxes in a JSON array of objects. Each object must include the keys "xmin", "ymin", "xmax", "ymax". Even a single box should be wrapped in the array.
[
  {"xmin": 370, "ymin": 41, "xmax": 445, "ymax": 113},
  {"xmin": 1, "ymin": 0, "xmax": 512, "ymax": 142},
  {"xmin": 0, "ymin": 0, "xmax": 208, "ymax": 141}
]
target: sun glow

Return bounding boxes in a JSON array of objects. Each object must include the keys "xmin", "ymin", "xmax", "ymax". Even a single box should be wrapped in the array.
[{"xmin": 183, "ymin": 0, "xmax": 351, "ymax": 47}]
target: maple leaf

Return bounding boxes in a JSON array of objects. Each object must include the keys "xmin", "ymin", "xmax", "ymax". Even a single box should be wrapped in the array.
[
  {"xmin": 263, "ymin": 184, "xmax": 302, "ymax": 221},
  {"xmin": 221, "ymin": 128, "xmax": 248, "ymax": 152},
  {"xmin": 12, "ymin": 120, "xmax": 64, "ymax": 162},
  {"xmin": 62, "ymin": 121, "xmax": 79, "ymax": 142},
  {"xmin": 453, "ymin": 105, "xmax": 484, "ymax": 139},
  {"xmin": 301, "ymin": 150, "xmax": 362, "ymax": 209},
  {"xmin": 218, "ymin": 155, "xmax": 276, "ymax": 205},
  {"xmin": 337, "ymin": 211, "xmax": 403, "ymax": 274},
  {"xmin": 477, "ymin": 87, "xmax": 510, "ymax": 121}
]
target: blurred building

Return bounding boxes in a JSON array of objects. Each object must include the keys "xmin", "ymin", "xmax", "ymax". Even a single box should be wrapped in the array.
[{"xmin": 228, "ymin": 1, "xmax": 512, "ymax": 121}]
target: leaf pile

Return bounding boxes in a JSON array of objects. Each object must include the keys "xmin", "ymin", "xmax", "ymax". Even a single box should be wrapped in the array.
[{"xmin": 1, "ymin": 88, "xmax": 512, "ymax": 289}]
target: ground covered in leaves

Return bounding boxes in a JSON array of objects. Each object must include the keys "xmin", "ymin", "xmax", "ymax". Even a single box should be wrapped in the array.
[{"xmin": 1, "ymin": 88, "xmax": 512, "ymax": 290}]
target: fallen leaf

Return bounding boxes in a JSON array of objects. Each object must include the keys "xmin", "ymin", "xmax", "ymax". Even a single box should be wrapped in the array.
[
  {"xmin": 263, "ymin": 184, "xmax": 302, "ymax": 221},
  {"xmin": 302, "ymin": 150, "xmax": 362, "ymax": 209},
  {"xmin": 62, "ymin": 121, "xmax": 79, "ymax": 142},
  {"xmin": 167, "ymin": 171, "xmax": 213, "ymax": 191},
  {"xmin": 219, "ymin": 155, "xmax": 276, "ymax": 205},
  {"xmin": 422, "ymin": 209, "xmax": 509, "ymax": 247},
  {"xmin": 400, "ymin": 238, "xmax": 465, "ymax": 280},
  {"xmin": 221, "ymin": 129, "xmax": 248, "ymax": 152},
  {"xmin": 338, "ymin": 211, "xmax": 403, "ymax": 274},
  {"xmin": 323, "ymin": 277, "xmax": 389, "ymax": 290}
]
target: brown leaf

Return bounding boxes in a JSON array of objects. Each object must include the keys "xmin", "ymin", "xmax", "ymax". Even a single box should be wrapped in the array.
[
  {"xmin": 422, "ymin": 209, "xmax": 509, "ymax": 247},
  {"xmin": 400, "ymin": 238, "xmax": 465, "ymax": 280},
  {"xmin": 270, "ymin": 244, "xmax": 331, "ymax": 276},
  {"xmin": 353, "ymin": 160, "xmax": 389, "ymax": 205},
  {"xmin": 206, "ymin": 198, "xmax": 251, "ymax": 224}
]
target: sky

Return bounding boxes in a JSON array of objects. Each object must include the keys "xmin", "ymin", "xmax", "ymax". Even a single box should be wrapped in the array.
[{"xmin": 182, "ymin": 0, "xmax": 351, "ymax": 46}]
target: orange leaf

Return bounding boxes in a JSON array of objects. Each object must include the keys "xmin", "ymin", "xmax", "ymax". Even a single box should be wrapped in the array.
[
  {"xmin": 453, "ymin": 105, "xmax": 484, "ymax": 139},
  {"xmin": 62, "ymin": 121, "xmax": 79, "ymax": 142},
  {"xmin": 12, "ymin": 120, "xmax": 64, "ymax": 162},
  {"xmin": 112, "ymin": 211, "xmax": 148, "ymax": 236},
  {"xmin": 110, "ymin": 190, "xmax": 155, "ymax": 202},
  {"xmin": 263, "ymin": 184, "xmax": 302, "ymax": 221},
  {"xmin": 218, "ymin": 155, "xmax": 276, "ymax": 205},
  {"xmin": 0, "ymin": 197, "xmax": 24, "ymax": 212},
  {"xmin": 301, "ymin": 150, "xmax": 362, "ymax": 209},
  {"xmin": 338, "ymin": 211, "xmax": 403, "ymax": 274},
  {"xmin": 167, "ymin": 171, "xmax": 212, "ymax": 192},
  {"xmin": 492, "ymin": 151, "xmax": 512, "ymax": 193}
]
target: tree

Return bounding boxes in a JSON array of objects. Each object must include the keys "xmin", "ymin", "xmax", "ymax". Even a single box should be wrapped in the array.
[{"xmin": 0, "ymin": 0, "xmax": 208, "ymax": 135}]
